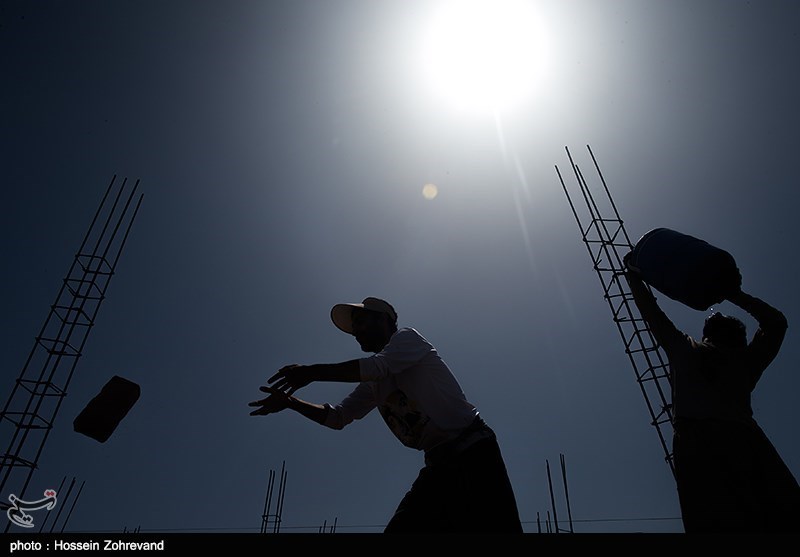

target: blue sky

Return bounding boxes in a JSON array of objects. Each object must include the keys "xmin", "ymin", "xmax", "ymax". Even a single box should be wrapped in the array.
[{"xmin": 1, "ymin": 0, "xmax": 798, "ymax": 534}]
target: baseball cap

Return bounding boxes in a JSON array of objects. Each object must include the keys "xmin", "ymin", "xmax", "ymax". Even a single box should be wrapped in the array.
[{"xmin": 330, "ymin": 297, "xmax": 397, "ymax": 334}]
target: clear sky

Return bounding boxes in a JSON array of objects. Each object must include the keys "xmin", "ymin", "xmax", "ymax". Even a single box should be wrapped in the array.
[{"xmin": 1, "ymin": 0, "xmax": 798, "ymax": 534}]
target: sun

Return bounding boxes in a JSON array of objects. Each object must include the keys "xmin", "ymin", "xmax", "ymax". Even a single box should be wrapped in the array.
[{"xmin": 419, "ymin": 0, "xmax": 547, "ymax": 115}]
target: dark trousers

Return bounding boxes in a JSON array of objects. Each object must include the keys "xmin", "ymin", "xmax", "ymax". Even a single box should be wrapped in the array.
[
  {"xmin": 674, "ymin": 418, "xmax": 800, "ymax": 533},
  {"xmin": 384, "ymin": 429, "xmax": 523, "ymax": 534}
]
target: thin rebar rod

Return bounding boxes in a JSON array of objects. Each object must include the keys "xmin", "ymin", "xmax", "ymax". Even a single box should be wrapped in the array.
[
  {"xmin": 546, "ymin": 459, "xmax": 559, "ymax": 533},
  {"xmin": 40, "ymin": 476, "xmax": 74, "ymax": 533},
  {"xmin": 59, "ymin": 480, "xmax": 85, "ymax": 533},
  {"xmin": 587, "ymin": 145, "xmax": 635, "ymax": 245},
  {"xmin": 275, "ymin": 462, "xmax": 287, "ymax": 533},
  {"xmin": 261, "ymin": 469, "xmax": 275, "ymax": 533},
  {"xmin": 110, "ymin": 182, "xmax": 144, "ymax": 270},
  {"xmin": 560, "ymin": 453, "xmax": 574, "ymax": 533}
]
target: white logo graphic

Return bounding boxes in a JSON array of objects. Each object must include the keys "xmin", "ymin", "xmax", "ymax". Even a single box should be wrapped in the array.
[{"xmin": 6, "ymin": 489, "xmax": 57, "ymax": 528}]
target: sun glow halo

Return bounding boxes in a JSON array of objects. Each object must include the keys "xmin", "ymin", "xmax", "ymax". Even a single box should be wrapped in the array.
[{"xmin": 420, "ymin": 0, "xmax": 546, "ymax": 115}]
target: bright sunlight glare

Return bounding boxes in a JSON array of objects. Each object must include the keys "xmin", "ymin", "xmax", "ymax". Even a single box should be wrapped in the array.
[{"xmin": 419, "ymin": 0, "xmax": 547, "ymax": 115}]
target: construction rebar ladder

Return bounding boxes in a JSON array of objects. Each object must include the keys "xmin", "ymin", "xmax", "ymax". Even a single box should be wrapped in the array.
[
  {"xmin": 0, "ymin": 176, "xmax": 143, "ymax": 531},
  {"xmin": 556, "ymin": 146, "xmax": 675, "ymax": 479}
]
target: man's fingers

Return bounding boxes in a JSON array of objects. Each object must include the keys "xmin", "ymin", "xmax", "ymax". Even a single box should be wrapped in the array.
[
  {"xmin": 267, "ymin": 373, "xmax": 289, "ymax": 388},
  {"xmin": 269, "ymin": 363, "xmax": 302, "ymax": 384},
  {"xmin": 249, "ymin": 381, "xmax": 294, "ymax": 417},
  {"xmin": 256, "ymin": 385, "xmax": 284, "ymax": 395},
  {"xmin": 260, "ymin": 386, "xmax": 291, "ymax": 397},
  {"xmin": 272, "ymin": 380, "xmax": 292, "ymax": 393}
]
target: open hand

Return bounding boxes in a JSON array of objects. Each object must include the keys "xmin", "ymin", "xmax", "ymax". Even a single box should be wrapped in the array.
[
  {"xmin": 249, "ymin": 386, "xmax": 292, "ymax": 416},
  {"xmin": 268, "ymin": 363, "xmax": 314, "ymax": 395}
]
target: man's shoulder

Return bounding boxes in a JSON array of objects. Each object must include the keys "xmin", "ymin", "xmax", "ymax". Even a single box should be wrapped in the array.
[
  {"xmin": 392, "ymin": 327, "xmax": 433, "ymax": 345},
  {"xmin": 393, "ymin": 326, "xmax": 423, "ymax": 339}
]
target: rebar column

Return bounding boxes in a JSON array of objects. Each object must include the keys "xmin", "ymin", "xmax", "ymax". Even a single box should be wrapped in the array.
[
  {"xmin": 556, "ymin": 146, "xmax": 675, "ymax": 478},
  {"xmin": 0, "ymin": 176, "xmax": 143, "ymax": 530}
]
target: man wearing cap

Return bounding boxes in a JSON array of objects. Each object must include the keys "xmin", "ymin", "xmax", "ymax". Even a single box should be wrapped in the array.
[{"xmin": 249, "ymin": 297, "xmax": 523, "ymax": 533}]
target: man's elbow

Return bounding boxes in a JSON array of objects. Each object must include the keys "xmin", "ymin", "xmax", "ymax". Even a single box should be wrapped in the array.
[
  {"xmin": 322, "ymin": 406, "xmax": 346, "ymax": 430},
  {"xmin": 772, "ymin": 310, "xmax": 788, "ymax": 332}
]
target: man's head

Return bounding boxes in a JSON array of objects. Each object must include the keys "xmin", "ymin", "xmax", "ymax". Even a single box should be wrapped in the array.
[
  {"xmin": 331, "ymin": 297, "xmax": 398, "ymax": 353},
  {"xmin": 702, "ymin": 312, "xmax": 747, "ymax": 349}
]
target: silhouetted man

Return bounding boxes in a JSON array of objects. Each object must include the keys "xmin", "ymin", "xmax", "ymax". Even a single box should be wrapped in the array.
[
  {"xmin": 249, "ymin": 296, "xmax": 523, "ymax": 533},
  {"xmin": 625, "ymin": 259, "xmax": 800, "ymax": 533}
]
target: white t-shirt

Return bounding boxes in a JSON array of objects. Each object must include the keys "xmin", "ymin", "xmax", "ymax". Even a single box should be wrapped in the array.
[{"xmin": 323, "ymin": 327, "xmax": 479, "ymax": 451}]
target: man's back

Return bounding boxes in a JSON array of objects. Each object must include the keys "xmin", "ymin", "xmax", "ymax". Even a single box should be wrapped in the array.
[{"xmin": 670, "ymin": 339, "xmax": 756, "ymax": 423}]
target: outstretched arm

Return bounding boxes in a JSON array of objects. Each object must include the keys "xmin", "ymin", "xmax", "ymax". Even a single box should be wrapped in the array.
[
  {"xmin": 250, "ymin": 381, "xmax": 376, "ymax": 431},
  {"xmin": 268, "ymin": 360, "xmax": 361, "ymax": 395}
]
